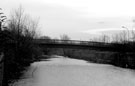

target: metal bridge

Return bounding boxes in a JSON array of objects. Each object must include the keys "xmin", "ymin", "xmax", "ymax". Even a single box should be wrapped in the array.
[
  {"xmin": 6, "ymin": 39, "xmax": 132, "ymax": 52},
  {"xmin": 34, "ymin": 39, "xmax": 123, "ymax": 52}
]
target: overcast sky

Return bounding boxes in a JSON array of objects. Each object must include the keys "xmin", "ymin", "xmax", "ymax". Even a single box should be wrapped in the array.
[{"xmin": 1, "ymin": 0, "xmax": 135, "ymax": 40}]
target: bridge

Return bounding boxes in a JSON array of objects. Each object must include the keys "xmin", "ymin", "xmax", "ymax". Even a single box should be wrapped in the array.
[
  {"xmin": 34, "ymin": 39, "xmax": 129, "ymax": 52},
  {"xmin": 5, "ymin": 38, "xmax": 132, "ymax": 52}
]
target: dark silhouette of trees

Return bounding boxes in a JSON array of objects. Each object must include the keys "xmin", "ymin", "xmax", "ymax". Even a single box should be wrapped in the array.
[{"xmin": 1, "ymin": 7, "xmax": 42, "ymax": 85}]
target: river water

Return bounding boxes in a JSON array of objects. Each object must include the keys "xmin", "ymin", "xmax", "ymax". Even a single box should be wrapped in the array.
[{"xmin": 10, "ymin": 55, "xmax": 135, "ymax": 86}]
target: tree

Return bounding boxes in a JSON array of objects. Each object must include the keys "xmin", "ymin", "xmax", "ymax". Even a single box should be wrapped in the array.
[
  {"xmin": 39, "ymin": 36, "xmax": 52, "ymax": 55},
  {"xmin": 3, "ymin": 6, "xmax": 42, "ymax": 84},
  {"xmin": 100, "ymin": 34, "xmax": 110, "ymax": 43},
  {"xmin": 60, "ymin": 34, "xmax": 70, "ymax": 43},
  {"xmin": 60, "ymin": 34, "xmax": 70, "ymax": 40},
  {"xmin": 8, "ymin": 6, "xmax": 39, "ymax": 39},
  {"xmin": 39, "ymin": 35, "xmax": 51, "ymax": 42},
  {"xmin": 7, "ymin": 6, "xmax": 40, "ymax": 62},
  {"xmin": 112, "ymin": 31, "xmax": 128, "ymax": 43},
  {"xmin": 59, "ymin": 34, "xmax": 71, "ymax": 57},
  {"xmin": 91, "ymin": 34, "xmax": 110, "ymax": 43}
]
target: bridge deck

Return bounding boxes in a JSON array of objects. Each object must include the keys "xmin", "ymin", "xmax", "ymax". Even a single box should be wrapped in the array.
[
  {"xmin": 6, "ymin": 39, "xmax": 133, "ymax": 52},
  {"xmin": 34, "ymin": 39, "xmax": 126, "ymax": 52}
]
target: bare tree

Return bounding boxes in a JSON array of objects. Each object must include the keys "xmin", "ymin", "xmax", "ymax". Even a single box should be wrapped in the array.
[
  {"xmin": 112, "ymin": 34, "xmax": 121, "ymax": 43},
  {"xmin": 8, "ymin": 6, "xmax": 39, "ymax": 39},
  {"xmin": 60, "ymin": 34, "xmax": 70, "ymax": 40},
  {"xmin": 3, "ymin": 6, "xmax": 42, "ymax": 83},
  {"xmin": 131, "ymin": 29, "xmax": 135, "ymax": 41},
  {"xmin": 59, "ymin": 34, "xmax": 71, "ymax": 57},
  {"xmin": 40, "ymin": 35, "xmax": 51, "ymax": 40},
  {"xmin": 91, "ymin": 34, "xmax": 110, "ymax": 43},
  {"xmin": 39, "ymin": 35, "xmax": 52, "ymax": 43},
  {"xmin": 60, "ymin": 34, "xmax": 70, "ymax": 43},
  {"xmin": 100, "ymin": 34, "xmax": 110, "ymax": 43},
  {"xmin": 112, "ymin": 31, "xmax": 128, "ymax": 43}
]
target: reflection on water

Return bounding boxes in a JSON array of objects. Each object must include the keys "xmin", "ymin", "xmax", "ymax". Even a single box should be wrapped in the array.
[{"xmin": 10, "ymin": 55, "xmax": 135, "ymax": 86}]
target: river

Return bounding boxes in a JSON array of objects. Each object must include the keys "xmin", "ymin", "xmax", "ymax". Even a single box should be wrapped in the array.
[{"xmin": 10, "ymin": 55, "xmax": 135, "ymax": 86}]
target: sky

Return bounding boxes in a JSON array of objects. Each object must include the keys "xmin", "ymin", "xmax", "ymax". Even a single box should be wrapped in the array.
[{"xmin": 1, "ymin": 0, "xmax": 135, "ymax": 40}]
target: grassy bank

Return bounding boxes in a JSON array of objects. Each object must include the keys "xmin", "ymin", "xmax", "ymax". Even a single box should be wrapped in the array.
[{"xmin": 42, "ymin": 47, "xmax": 135, "ymax": 69}]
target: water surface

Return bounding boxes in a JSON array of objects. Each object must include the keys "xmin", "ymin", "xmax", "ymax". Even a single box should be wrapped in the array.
[{"xmin": 11, "ymin": 56, "xmax": 135, "ymax": 86}]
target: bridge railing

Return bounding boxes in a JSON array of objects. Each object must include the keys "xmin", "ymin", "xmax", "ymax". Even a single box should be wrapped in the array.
[{"xmin": 34, "ymin": 39, "xmax": 112, "ymax": 46}]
